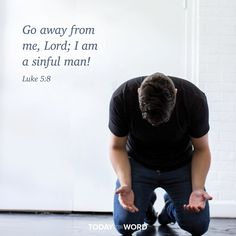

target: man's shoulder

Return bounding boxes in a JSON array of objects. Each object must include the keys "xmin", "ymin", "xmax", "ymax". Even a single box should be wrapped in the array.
[
  {"xmin": 169, "ymin": 76, "xmax": 206, "ymax": 99},
  {"xmin": 112, "ymin": 76, "xmax": 146, "ymax": 98}
]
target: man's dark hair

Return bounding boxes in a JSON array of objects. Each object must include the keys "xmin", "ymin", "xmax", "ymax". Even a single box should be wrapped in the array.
[{"xmin": 138, "ymin": 72, "xmax": 176, "ymax": 126}]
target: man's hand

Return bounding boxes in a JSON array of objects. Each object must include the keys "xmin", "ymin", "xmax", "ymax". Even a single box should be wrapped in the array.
[
  {"xmin": 116, "ymin": 185, "xmax": 139, "ymax": 213},
  {"xmin": 184, "ymin": 190, "xmax": 213, "ymax": 213}
]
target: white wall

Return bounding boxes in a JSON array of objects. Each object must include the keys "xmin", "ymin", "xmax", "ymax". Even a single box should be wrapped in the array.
[
  {"xmin": 198, "ymin": 0, "xmax": 236, "ymax": 217},
  {"xmin": 1, "ymin": 0, "xmax": 235, "ymax": 217},
  {"xmin": 0, "ymin": 0, "xmax": 187, "ymax": 212}
]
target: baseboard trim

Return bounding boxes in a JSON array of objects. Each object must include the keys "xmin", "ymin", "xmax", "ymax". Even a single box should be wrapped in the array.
[
  {"xmin": 0, "ymin": 209, "xmax": 112, "ymax": 215},
  {"xmin": 0, "ymin": 202, "xmax": 236, "ymax": 218},
  {"xmin": 210, "ymin": 201, "xmax": 236, "ymax": 218}
]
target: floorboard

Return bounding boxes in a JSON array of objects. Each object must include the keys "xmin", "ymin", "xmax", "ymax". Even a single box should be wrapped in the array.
[{"xmin": 0, "ymin": 213, "xmax": 235, "ymax": 235}]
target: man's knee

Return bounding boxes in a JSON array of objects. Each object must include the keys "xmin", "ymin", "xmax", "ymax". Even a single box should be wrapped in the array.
[
  {"xmin": 178, "ymin": 217, "xmax": 210, "ymax": 235},
  {"xmin": 114, "ymin": 223, "xmax": 134, "ymax": 235},
  {"xmin": 114, "ymin": 214, "xmax": 145, "ymax": 235}
]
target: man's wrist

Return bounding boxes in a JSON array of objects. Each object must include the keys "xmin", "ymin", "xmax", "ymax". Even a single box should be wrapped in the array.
[
  {"xmin": 192, "ymin": 187, "xmax": 205, "ymax": 192},
  {"xmin": 120, "ymin": 183, "xmax": 131, "ymax": 190}
]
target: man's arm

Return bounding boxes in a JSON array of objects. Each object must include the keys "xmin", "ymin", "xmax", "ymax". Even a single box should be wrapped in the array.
[
  {"xmin": 184, "ymin": 133, "xmax": 213, "ymax": 212},
  {"xmin": 191, "ymin": 133, "xmax": 211, "ymax": 191},
  {"xmin": 109, "ymin": 133, "xmax": 138, "ymax": 213},
  {"xmin": 109, "ymin": 133, "xmax": 131, "ymax": 188}
]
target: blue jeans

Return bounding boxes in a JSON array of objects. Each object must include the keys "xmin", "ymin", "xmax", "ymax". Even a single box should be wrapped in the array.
[{"xmin": 113, "ymin": 158, "xmax": 210, "ymax": 235}]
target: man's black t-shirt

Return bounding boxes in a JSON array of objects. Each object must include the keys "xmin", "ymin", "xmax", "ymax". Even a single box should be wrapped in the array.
[{"xmin": 109, "ymin": 76, "xmax": 210, "ymax": 171}]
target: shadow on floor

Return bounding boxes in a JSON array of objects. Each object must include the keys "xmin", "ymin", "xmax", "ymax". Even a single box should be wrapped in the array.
[
  {"xmin": 135, "ymin": 225, "xmax": 180, "ymax": 236},
  {"xmin": 0, "ymin": 213, "xmax": 236, "ymax": 235}
]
